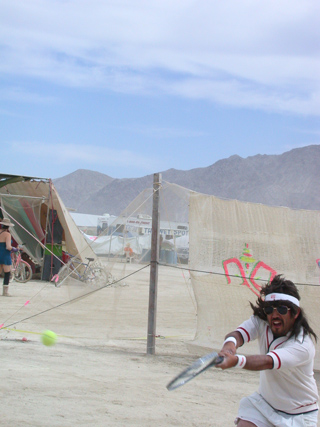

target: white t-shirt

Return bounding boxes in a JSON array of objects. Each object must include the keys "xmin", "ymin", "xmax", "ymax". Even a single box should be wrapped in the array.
[{"xmin": 237, "ymin": 316, "xmax": 319, "ymax": 415}]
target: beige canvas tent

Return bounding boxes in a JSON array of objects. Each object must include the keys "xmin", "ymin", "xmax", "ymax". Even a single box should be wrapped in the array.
[{"xmin": 0, "ymin": 174, "xmax": 95, "ymax": 279}]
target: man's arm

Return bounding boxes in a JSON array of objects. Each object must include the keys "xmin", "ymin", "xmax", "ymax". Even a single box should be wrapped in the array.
[
  {"xmin": 217, "ymin": 329, "xmax": 273, "ymax": 371},
  {"xmin": 220, "ymin": 331, "xmax": 244, "ymax": 355},
  {"xmin": 216, "ymin": 353, "xmax": 273, "ymax": 371}
]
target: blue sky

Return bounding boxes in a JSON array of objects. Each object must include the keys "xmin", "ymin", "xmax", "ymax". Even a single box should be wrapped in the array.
[{"xmin": 1, "ymin": 0, "xmax": 319, "ymax": 179}]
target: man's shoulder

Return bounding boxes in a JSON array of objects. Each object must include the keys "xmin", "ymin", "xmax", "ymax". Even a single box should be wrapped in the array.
[
  {"xmin": 238, "ymin": 315, "xmax": 266, "ymax": 327},
  {"xmin": 280, "ymin": 329, "xmax": 315, "ymax": 354},
  {"xmin": 296, "ymin": 330, "xmax": 315, "ymax": 348},
  {"xmin": 237, "ymin": 315, "xmax": 268, "ymax": 341},
  {"xmin": 251, "ymin": 315, "xmax": 269, "ymax": 328}
]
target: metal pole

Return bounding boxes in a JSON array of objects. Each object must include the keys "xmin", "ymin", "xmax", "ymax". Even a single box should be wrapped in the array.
[{"xmin": 147, "ymin": 173, "xmax": 161, "ymax": 355}]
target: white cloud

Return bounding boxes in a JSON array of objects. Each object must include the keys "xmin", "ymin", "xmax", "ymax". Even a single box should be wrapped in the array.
[
  {"xmin": 0, "ymin": 86, "xmax": 56, "ymax": 104},
  {"xmin": 9, "ymin": 141, "xmax": 162, "ymax": 172},
  {"xmin": 0, "ymin": 0, "xmax": 319, "ymax": 114}
]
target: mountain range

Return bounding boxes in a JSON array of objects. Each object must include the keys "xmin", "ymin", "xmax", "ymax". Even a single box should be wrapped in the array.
[{"xmin": 53, "ymin": 145, "xmax": 320, "ymax": 216}]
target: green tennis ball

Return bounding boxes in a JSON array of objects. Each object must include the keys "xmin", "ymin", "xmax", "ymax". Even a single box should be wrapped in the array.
[{"xmin": 41, "ymin": 330, "xmax": 57, "ymax": 346}]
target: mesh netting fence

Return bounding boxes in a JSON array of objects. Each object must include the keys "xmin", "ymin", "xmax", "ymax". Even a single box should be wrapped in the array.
[
  {"xmin": 189, "ymin": 192, "xmax": 320, "ymax": 369},
  {"xmin": 1, "ymin": 180, "xmax": 320, "ymax": 370}
]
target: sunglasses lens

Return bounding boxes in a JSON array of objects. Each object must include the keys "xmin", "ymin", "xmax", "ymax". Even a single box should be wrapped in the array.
[
  {"xmin": 277, "ymin": 306, "xmax": 288, "ymax": 315},
  {"xmin": 264, "ymin": 306, "xmax": 289, "ymax": 315},
  {"xmin": 264, "ymin": 306, "xmax": 273, "ymax": 315}
]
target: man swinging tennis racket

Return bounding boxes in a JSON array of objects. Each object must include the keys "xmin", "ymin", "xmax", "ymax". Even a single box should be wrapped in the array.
[{"xmin": 216, "ymin": 275, "xmax": 319, "ymax": 427}]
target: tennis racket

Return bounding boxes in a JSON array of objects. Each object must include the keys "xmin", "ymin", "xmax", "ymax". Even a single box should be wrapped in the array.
[{"xmin": 166, "ymin": 351, "xmax": 224, "ymax": 391}]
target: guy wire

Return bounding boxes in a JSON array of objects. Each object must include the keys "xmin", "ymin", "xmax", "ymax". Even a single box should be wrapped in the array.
[{"xmin": 1, "ymin": 263, "xmax": 151, "ymax": 330}]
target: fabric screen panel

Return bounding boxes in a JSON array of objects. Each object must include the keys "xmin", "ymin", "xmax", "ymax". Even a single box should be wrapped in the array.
[
  {"xmin": 189, "ymin": 192, "xmax": 320, "ymax": 369},
  {"xmin": 50, "ymin": 183, "xmax": 96, "ymax": 262},
  {"xmin": 1, "ymin": 180, "xmax": 96, "ymax": 264},
  {"xmin": 1, "ymin": 195, "xmax": 45, "ymax": 263}
]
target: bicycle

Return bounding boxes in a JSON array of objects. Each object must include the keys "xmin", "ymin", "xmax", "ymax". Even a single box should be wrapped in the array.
[
  {"xmin": 11, "ymin": 246, "xmax": 33, "ymax": 283},
  {"xmin": 55, "ymin": 253, "xmax": 108, "ymax": 288}
]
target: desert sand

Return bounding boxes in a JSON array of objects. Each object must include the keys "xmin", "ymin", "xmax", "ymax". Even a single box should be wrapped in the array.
[{"xmin": 0, "ymin": 262, "xmax": 319, "ymax": 426}]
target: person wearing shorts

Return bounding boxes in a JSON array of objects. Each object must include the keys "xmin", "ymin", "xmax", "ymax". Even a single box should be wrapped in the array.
[
  {"xmin": 0, "ymin": 217, "xmax": 16, "ymax": 296},
  {"xmin": 216, "ymin": 275, "xmax": 319, "ymax": 427}
]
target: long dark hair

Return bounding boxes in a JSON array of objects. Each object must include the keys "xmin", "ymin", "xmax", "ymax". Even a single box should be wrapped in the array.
[{"xmin": 250, "ymin": 275, "xmax": 317, "ymax": 342}]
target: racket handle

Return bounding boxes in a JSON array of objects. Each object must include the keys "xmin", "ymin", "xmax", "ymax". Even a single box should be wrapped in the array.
[{"xmin": 215, "ymin": 356, "xmax": 224, "ymax": 365}]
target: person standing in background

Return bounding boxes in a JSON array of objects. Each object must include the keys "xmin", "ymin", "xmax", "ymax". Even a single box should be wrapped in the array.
[{"xmin": 0, "ymin": 218, "xmax": 17, "ymax": 296}]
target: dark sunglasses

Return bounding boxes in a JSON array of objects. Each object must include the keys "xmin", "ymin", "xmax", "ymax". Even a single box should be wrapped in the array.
[{"xmin": 264, "ymin": 306, "xmax": 291, "ymax": 316}]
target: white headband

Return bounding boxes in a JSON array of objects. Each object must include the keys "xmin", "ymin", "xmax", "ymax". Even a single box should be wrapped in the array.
[{"xmin": 265, "ymin": 293, "xmax": 300, "ymax": 307}]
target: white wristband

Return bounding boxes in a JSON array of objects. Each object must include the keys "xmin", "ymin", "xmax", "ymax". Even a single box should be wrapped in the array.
[
  {"xmin": 223, "ymin": 337, "xmax": 237, "ymax": 346},
  {"xmin": 235, "ymin": 355, "xmax": 246, "ymax": 369}
]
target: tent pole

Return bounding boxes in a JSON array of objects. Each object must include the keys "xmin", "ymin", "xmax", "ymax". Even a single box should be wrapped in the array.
[{"xmin": 147, "ymin": 173, "xmax": 161, "ymax": 355}]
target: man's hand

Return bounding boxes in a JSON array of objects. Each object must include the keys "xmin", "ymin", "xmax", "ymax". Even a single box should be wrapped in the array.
[
  {"xmin": 215, "ymin": 331, "xmax": 245, "ymax": 370},
  {"xmin": 221, "ymin": 342, "xmax": 237, "ymax": 356},
  {"xmin": 220, "ymin": 332, "xmax": 243, "ymax": 355},
  {"xmin": 215, "ymin": 352, "xmax": 238, "ymax": 370}
]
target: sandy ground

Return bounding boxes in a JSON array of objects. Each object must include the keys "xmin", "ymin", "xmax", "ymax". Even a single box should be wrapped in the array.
[{"xmin": 0, "ymin": 262, "xmax": 319, "ymax": 427}]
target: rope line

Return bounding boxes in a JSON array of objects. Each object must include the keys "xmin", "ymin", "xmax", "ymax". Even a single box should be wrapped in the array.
[
  {"xmin": 1, "ymin": 263, "xmax": 151, "ymax": 330},
  {"xmin": 155, "ymin": 261, "xmax": 320, "ymax": 288},
  {"xmin": 2, "ymin": 281, "xmax": 52, "ymax": 326}
]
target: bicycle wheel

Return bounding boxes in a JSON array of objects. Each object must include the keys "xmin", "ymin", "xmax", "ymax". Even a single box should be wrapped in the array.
[
  {"xmin": 13, "ymin": 260, "xmax": 33, "ymax": 283},
  {"xmin": 56, "ymin": 265, "xmax": 68, "ymax": 287},
  {"xmin": 56, "ymin": 263, "xmax": 79, "ymax": 287},
  {"xmin": 83, "ymin": 267, "xmax": 107, "ymax": 287}
]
